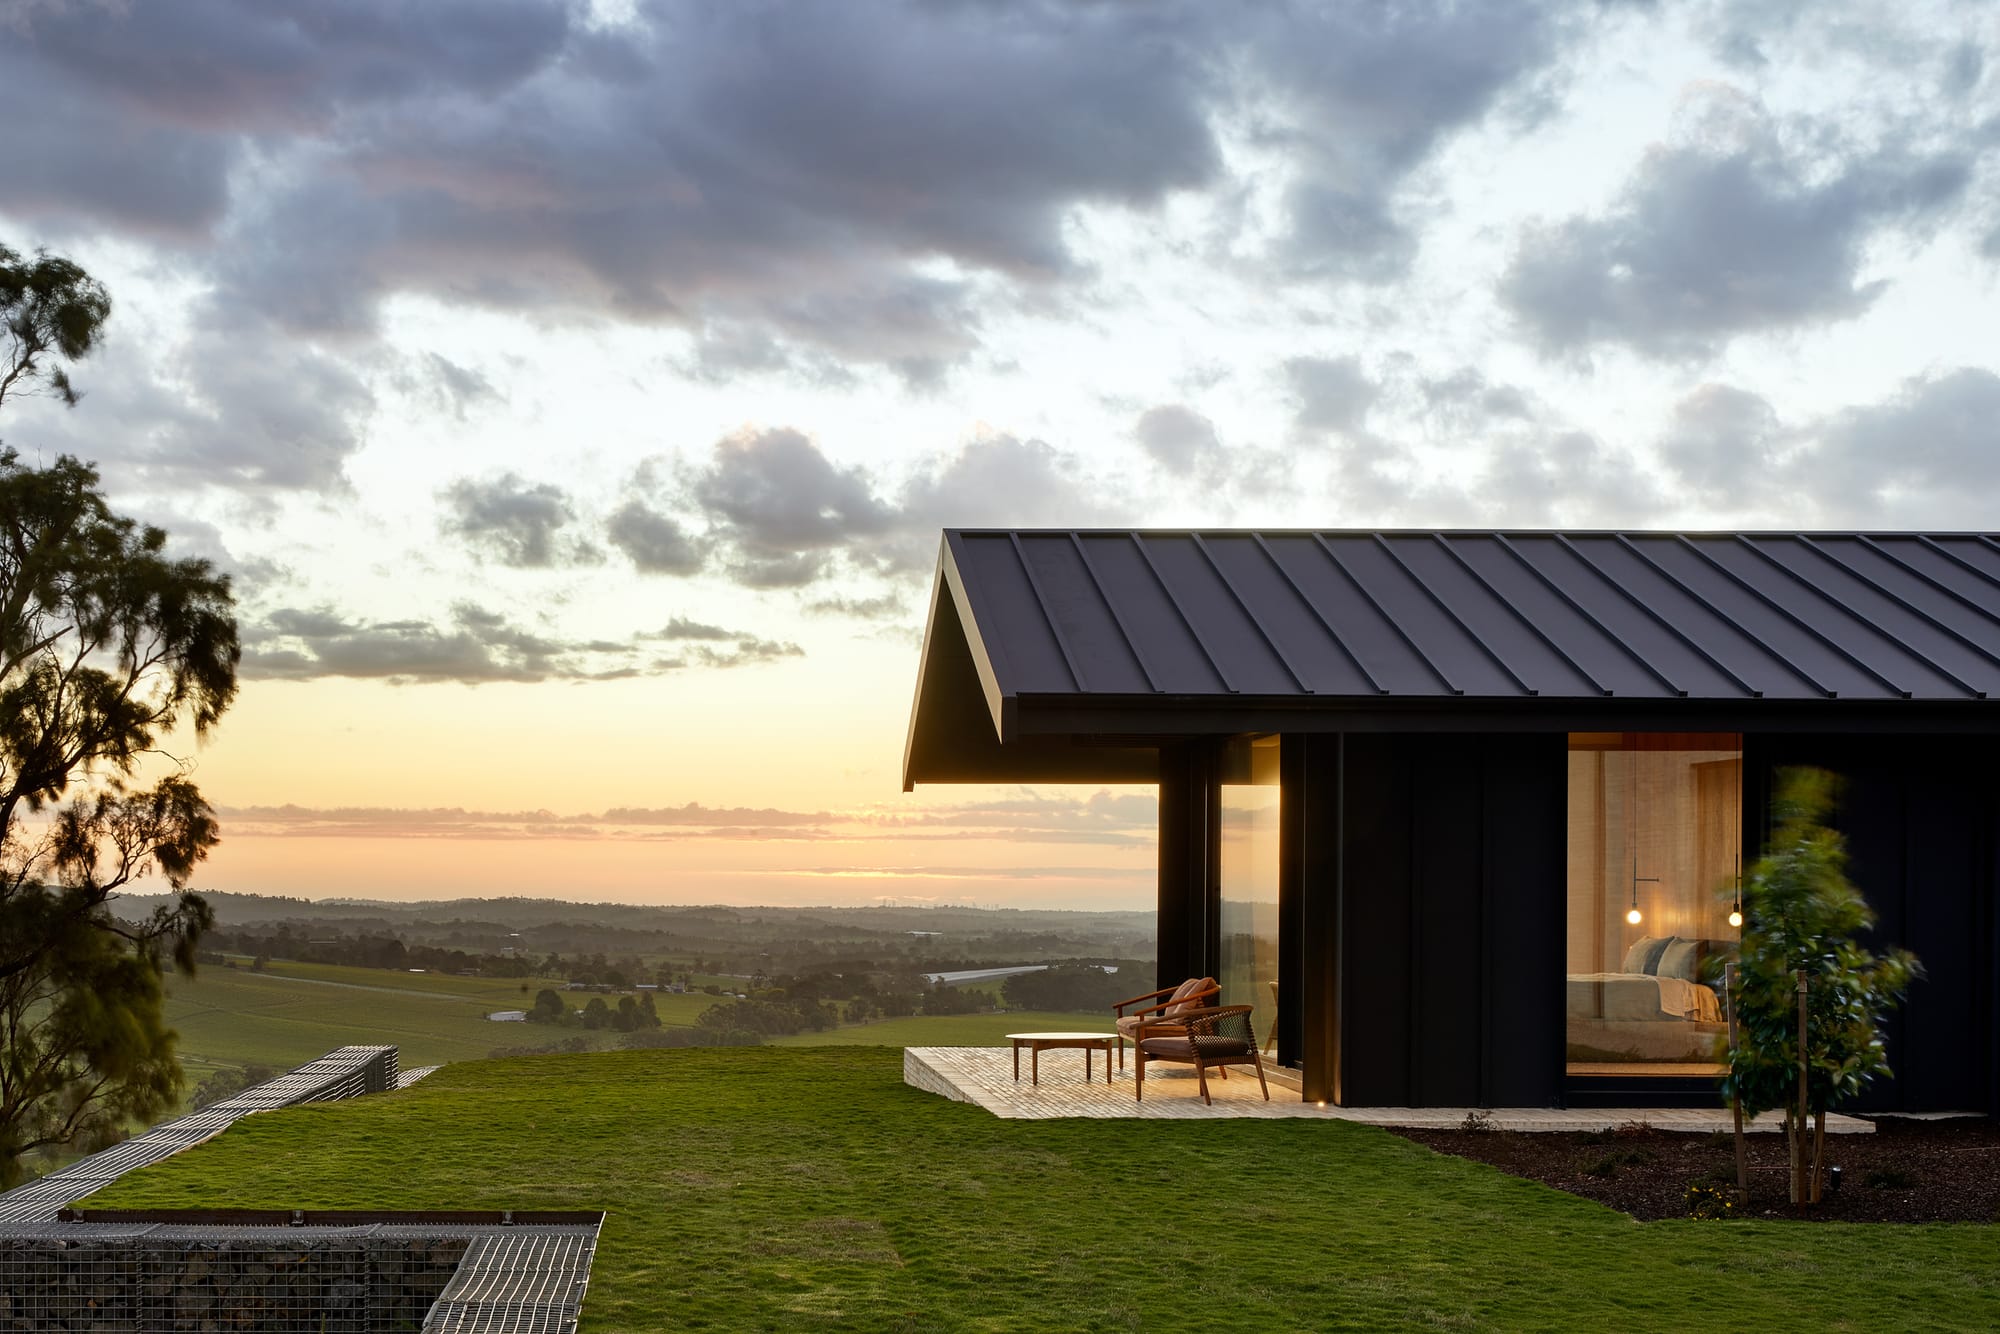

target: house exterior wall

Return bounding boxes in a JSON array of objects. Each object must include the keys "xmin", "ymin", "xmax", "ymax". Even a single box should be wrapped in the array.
[
  {"xmin": 1750, "ymin": 734, "xmax": 1998, "ymax": 1115},
  {"xmin": 1210, "ymin": 729, "xmax": 1998, "ymax": 1113}
]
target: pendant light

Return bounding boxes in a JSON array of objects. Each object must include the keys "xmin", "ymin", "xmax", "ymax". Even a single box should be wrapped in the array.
[{"xmin": 1628, "ymin": 852, "xmax": 1655, "ymax": 927}]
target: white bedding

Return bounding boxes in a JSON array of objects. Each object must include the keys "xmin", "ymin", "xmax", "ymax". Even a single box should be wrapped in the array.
[{"xmin": 1567, "ymin": 972, "xmax": 1722, "ymax": 1023}]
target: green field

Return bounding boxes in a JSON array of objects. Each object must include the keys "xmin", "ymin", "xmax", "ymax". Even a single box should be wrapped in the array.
[
  {"xmin": 163, "ymin": 960, "xmax": 715, "ymax": 1083},
  {"xmin": 92, "ymin": 1047, "xmax": 2000, "ymax": 1332},
  {"xmin": 163, "ymin": 958, "xmax": 1107, "ymax": 1092}
]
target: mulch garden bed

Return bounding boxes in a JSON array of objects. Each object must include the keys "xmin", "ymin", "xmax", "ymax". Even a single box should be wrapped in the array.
[{"xmin": 1389, "ymin": 1115, "xmax": 2000, "ymax": 1222}]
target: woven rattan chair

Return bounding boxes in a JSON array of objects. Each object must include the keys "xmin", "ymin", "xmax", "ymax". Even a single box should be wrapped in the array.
[
  {"xmin": 1134, "ymin": 1005, "xmax": 1270, "ymax": 1105},
  {"xmin": 1111, "ymin": 976, "xmax": 1219, "ymax": 1062}
]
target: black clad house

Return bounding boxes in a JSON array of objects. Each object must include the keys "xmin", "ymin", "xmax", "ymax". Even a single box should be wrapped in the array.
[{"xmin": 903, "ymin": 530, "xmax": 2000, "ymax": 1113}]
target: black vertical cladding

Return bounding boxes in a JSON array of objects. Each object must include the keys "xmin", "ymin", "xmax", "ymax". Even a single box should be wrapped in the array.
[
  {"xmin": 1481, "ymin": 734, "xmax": 1569, "ymax": 1107},
  {"xmin": 1156, "ymin": 743, "xmax": 1203, "ymax": 991},
  {"xmin": 1339, "ymin": 733, "xmax": 1414, "ymax": 1105},
  {"xmin": 1413, "ymin": 743, "xmax": 1482, "ymax": 1105},
  {"xmin": 1755, "ymin": 735, "xmax": 1995, "ymax": 1115},
  {"xmin": 1333, "ymin": 733, "xmax": 1567, "ymax": 1108},
  {"xmin": 1294, "ymin": 734, "xmax": 1342, "ymax": 1105}
]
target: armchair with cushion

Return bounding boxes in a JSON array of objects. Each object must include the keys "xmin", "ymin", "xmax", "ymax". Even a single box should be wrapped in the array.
[
  {"xmin": 1135, "ymin": 1005, "xmax": 1270, "ymax": 1105},
  {"xmin": 1111, "ymin": 976, "xmax": 1219, "ymax": 1059}
]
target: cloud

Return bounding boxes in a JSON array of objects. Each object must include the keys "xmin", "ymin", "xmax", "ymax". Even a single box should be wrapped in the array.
[
  {"xmin": 898, "ymin": 434, "xmax": 1115, "ymax": 547},
  {"xmin": 7, "ymin": 325, "xmax": 377, "ymax": 493},
  {"xmin": 1243, "ymin": 1, "xmax": 1569, "ymax": 281},
  {"xmin": 215, "ymin": 800, "xmax": 836, "ymax": 840},
  {"xmin": 10, "ymin": 0, "xmax": 1221, "ymax": 376},
  {"xmin": 639, "ymin": 617, "xmax": 804, "ymax": 669},
  {"xmin": 1286, "ymin": 356, "xmax": 1380, "ymax": 435},
  {"xmin": 239, "ymin": 600, "xmax": 798, "ymax": 683},
  {"xmin": 605, "ymin": 495, "xmax": 707, "ymax": 576},
  {"xmin": 1659, "ymin": 382, "xmax": 1784, "ymax": 500},
  {"xmin": 210, "ymin": 790, "xmax": 1154, "ymax": 849},
  {"xmin": 1800, "ymin": 367, "xmax": 2000, "ymax": 526},
  {"xmin": 683, "ymin": 428, "xmax": 897, "ymax": 587},
  {"xmin": 802, "ymin": 593, "xmax": 908, "ymax": 621},
  {"xmin": 1133, "ymin": 404, "xmax": 1220, "ymax": 474},
  {"xmin": 421, "ymin": 353, "xmax": 500, "ymax": 420},
  {"xmin": 440, "ymin": 472, "xmax": 595, "ymax": 568},
  {"xmin": 1501, "ymin": 89, "xmax": 1972, "ymax": 358}
]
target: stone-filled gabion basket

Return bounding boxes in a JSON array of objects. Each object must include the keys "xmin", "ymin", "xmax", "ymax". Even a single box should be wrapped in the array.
[{"xmin": 0, "ymin": 1233, "xmax": 468, "ymax": 1333}]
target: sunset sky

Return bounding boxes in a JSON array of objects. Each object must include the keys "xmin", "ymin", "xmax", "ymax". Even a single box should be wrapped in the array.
[{"xmin": 3, "ymin": 0, "xmax": 1997, "ymax": 909}]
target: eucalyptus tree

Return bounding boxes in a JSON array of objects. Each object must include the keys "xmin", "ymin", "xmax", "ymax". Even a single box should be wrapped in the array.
[{"xmin": 0, "ymin": 243, "xmax": 240, "ymax": 1185}]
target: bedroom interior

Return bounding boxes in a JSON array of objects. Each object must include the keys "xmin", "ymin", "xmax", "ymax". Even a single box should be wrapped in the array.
[{"xmin": 1566, "ymin": 732, "xmax": 1742, "ymax": 1076}]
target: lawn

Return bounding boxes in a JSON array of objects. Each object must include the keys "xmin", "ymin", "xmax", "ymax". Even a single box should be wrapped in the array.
[
  {"xmin": 90, "ymin": 1047, "xmax": 2000, "ymax": 1332},
  {"xmin": 162, "ymin": 959, "xmax": 713, "ymax": 1079}
]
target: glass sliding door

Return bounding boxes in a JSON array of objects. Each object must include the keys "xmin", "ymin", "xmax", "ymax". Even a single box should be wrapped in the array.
[
  {"xmin": 1218, "ymin": 735, "xmax": 1280, "ymax": 1047},
  {"xmin": 1566, "ymin": 733, "xmax": 1741, "ymax": 1076}
]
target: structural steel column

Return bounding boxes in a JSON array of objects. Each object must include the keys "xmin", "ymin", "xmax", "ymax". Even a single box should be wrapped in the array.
[{"xmin": 1156, "ymin": 741, "xmax": 1219, "ymax": 990}]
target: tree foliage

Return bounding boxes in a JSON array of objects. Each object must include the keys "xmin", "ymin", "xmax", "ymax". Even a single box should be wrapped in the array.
[
  {"xmin": 0, "ymin": 245, "xmax": 239, "ymax": 1185},
  {"xmin": 1721, "ymin": 767, "xmax": 1920, "ymax": 1204},
  {"xmin": 1, "ymin": 244, "xmax": 112, "ymax": 412}
]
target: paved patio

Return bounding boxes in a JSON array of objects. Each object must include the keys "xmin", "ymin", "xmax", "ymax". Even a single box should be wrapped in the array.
[{"xmin": 904, "ymin": 1047, "xmax": 1874, "ymax": 1133}]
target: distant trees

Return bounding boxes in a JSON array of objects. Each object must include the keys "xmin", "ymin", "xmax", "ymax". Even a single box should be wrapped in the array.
[
  {"xmin": 0, "ymin": 244, "xmax": 240, "ymax": 1185},
  {"xmin": 1001, "ymin": 964, "xmax": 1133, "ymax": 1012},
  {"xmin": 190, "ymin": 1064, "xmax": 277, "ymax": 1112}
]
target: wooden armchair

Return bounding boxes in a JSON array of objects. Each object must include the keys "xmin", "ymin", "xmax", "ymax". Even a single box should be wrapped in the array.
[
  {"xmin": 1134, "ymin": 1005, "xmax": 1270, "ymax": 1105},
  {"xmin": 1111, "ymin": 976, "xmax": 1219, "ymax": 1057}
]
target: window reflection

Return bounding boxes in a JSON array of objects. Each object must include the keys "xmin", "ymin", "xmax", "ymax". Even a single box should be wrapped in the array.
[
  {"xmin": 1219, "ymin": 735, "xmax": 1280, "ymax": 1053},
  {"xmin": 1566, "ymin": 733, "xmax": 1740, "ymax": 1077}
]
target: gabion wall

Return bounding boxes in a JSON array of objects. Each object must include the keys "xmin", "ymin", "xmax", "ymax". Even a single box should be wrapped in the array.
[{"xmin": 0, "ymin": 1232, "xmax": 467, "ymax": 1333}]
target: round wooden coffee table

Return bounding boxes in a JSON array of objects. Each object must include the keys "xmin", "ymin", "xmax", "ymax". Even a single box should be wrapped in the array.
[{"xmin": 1007, "ymin": 1032, "xmax": 1118, "ymax": 1085}]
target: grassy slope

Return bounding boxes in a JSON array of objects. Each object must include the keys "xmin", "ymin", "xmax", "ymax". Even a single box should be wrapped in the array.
[
  {"xmin": 92, "ymin": 1048, "xmax": 2000, "ymax": 1333},
  {"xmin": 165, "ymin": 956, "xmax": 1105, "ymax": 1078},
  {"xmin": 162, "ymin": 960, "xmax": 717, "ymax": 1077}
]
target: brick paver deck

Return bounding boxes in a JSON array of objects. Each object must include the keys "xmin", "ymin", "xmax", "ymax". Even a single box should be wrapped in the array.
[{"xmin": 904, "ymin": 1047, "xmax": 1874, "ymax": 1133}]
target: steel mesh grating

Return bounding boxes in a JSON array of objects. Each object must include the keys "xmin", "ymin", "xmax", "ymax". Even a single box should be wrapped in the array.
[
  {"xmin": 0, "ymin": 1045, "xmax": 604, "ymax": 1332},
  {"xmin": 423, "ymin": 1301, "xmax": 578, "ymax": 1333}
]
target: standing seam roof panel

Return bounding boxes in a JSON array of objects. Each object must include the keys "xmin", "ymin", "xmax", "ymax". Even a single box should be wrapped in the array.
[
  {"xmin": 947, "ymin": 534, "xmax": 1075, "ymax": 694},
  {"xmin": 1807, "ymin": 537, "xmax": 2000, "ymax": 686},
  {"xmin": 1725, "ymin": 537, "xmax": 1984, "ymax": 698},
  {"xmin": 929, "ymin": 530, "xmax": 2000, "ymax": 706},
  {"xmin": 1015, "ymin": 535, "xmax": 1154, "ymax": 693},
  {"xmin": 1208, "ymin": 534, "xmax": 1379, "ymax": 694},
  {"xmin": 1643, "ymin": 537, "xmax": 1886, "ymax": 697},
  {"xmin": 1139, "ymin": 534, "xmax": 1302, "ymax": 694},
  {"xmin": 1328, "ymin": 535, "xmax": 1522, "ymax": 695}
]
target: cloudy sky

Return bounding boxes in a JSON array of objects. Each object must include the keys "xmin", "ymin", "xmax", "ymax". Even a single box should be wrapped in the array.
[{"xmin": 2, "ymin": 0, "xmax": 1996, "ymax": 908}]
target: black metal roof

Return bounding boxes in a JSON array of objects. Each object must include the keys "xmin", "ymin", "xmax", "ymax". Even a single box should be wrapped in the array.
[{"xmin": 903, "ymin": 530, "xmax": 2000, "ymax": 787}]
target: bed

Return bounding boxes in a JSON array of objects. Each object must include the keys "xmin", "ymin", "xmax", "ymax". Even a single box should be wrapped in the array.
[{"xmin": 1566, "ymin": 935, "xmax": 1731, "ymax": 1064}]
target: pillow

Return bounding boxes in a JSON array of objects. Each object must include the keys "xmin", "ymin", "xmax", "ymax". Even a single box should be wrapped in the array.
[
  {"xmin": 1657, "ymin": 937, "xmax": 1701, "ymax": 981},
  {"xmin": 1163, "ymin": 976, "xmax": 1215, "ymax": 1017},
  {"xmin": 1621, "ymin": 935, "xmax": 1671, "ymax": 975}
]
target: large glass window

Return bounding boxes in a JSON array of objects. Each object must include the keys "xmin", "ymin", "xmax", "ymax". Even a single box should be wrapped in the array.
[
  {"xmin": 1218, "ymin": 735, "xmax": 1280, "ymax": 1047},
  {"xmin": 1566, "ymin": 733, "xmax": 1741, "ymax": 1077}
]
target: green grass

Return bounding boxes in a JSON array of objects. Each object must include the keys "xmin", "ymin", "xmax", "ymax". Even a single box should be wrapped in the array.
[
  {"xmin": 163, "ymin": 959, "xmax": 714, "ymax": 1075},
  {"xmin": 165, "ymin": 956, "xmax": 1102, "ymax": 1075},
  {"xmin": 90, "ymin": 1047, "xmax": 2000, "ymax": 1332}
]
